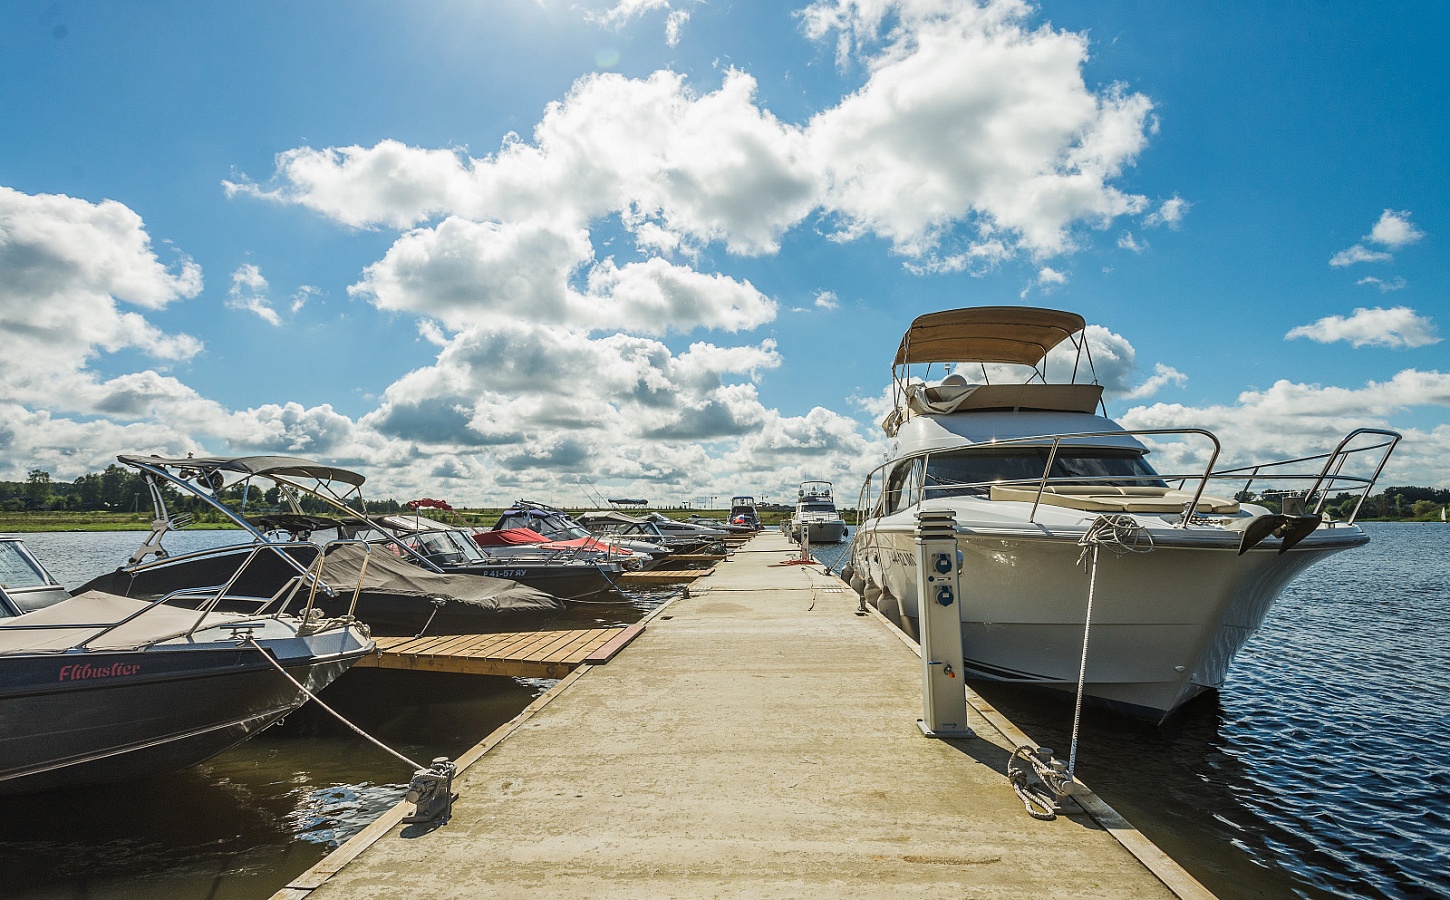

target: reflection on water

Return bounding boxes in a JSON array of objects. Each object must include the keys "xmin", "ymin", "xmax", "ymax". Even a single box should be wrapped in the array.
[{"xmin": 4, "ymin": 525, "xmax": 1446, "ymax": 899}]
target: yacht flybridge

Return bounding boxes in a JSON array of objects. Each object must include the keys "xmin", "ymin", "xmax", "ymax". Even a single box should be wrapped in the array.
[{"xmin": 844, "ymin": 306, "xmax": 1400, "ymax": 721}]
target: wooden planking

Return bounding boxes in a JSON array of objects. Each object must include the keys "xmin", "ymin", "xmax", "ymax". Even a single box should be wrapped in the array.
[
  {"xmin": 354, "ymin": 625, "xmax": 646, "ymax": 678},
  {"xmin": 660, "ymin": 552, "xmax": 726, "ymax": 563},
  {"xmin": 616, "ymin": 567, "xmax": 713, "ymax": 586}
]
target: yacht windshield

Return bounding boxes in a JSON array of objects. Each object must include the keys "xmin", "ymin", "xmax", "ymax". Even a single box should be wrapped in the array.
[{"xmin": 923, "ymin": 446, "xmax": 1165, "ymax": 497}]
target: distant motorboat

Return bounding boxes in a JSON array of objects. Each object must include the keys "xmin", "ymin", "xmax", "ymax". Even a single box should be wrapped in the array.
[
  {"xmin": 727, "ymin": 496, "xmax": 762, "ymax": 531},
  {"xmin": 0, "ymin": 535, "xmax": 372, "ymax": 795},
  {"xmin": 846, "ymin": 306, "xmax": 1400, "ymax": 721},
  {"xmin": 577, "ymin": 510, "xmax": 728, "ymax": 560},
  {"xmin": 489, "ymin": 501, "xmax": 665, "ymax": 568}
]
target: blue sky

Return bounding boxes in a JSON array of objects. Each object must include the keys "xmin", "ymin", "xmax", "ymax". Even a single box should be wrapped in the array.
[{"xmin": 1, "ymin": 0, "xmax": 1445, "ymax": 507}]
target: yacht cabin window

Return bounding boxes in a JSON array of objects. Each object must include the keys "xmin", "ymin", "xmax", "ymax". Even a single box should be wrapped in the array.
[
  {"xmin": 922, "ymin": 447, "xmax": 1166, "ymax": 498},
  {"xmin": 883, "ymin": 459, "xmax": 924, "ymax": 514}
]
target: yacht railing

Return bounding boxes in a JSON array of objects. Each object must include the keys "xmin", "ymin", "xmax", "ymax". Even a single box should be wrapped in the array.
[
  {"xmin": 1206, "ymin": 428, "xmax": 1400, "ymax": 523},
  {"xmin": 858, "ymin": 425, "xmax": 1401, "ymax": 528}
]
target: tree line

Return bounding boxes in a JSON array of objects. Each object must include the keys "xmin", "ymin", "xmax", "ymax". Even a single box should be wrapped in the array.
[{"xmin": 0, "ymin": 465, "xmax": 408, "ymax": 516}]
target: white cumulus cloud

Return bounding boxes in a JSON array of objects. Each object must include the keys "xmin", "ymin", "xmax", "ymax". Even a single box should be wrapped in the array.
[{"xmin": 1286, "ymin": 306, "xmax": 1441, "ymax": 349}]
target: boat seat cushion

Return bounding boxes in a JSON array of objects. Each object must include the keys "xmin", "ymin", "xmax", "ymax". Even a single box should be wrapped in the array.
[{"xmin": 988, "ymin": 484, "xmax": 1240, "ymax": 514}]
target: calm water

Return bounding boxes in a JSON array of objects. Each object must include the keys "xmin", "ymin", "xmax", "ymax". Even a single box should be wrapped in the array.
[{"xmin": 3, "ymin": 525, "xmax": 1447, "ymax": 899}]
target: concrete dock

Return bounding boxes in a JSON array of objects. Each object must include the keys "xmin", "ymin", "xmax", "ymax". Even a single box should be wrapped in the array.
[{"xmin": 278, "ymin": 532, "xmax": 1212, "ymax": 899}]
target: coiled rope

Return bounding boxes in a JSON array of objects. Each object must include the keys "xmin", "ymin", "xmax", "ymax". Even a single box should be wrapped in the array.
[{"xmin": 1008, "ymin": 746, "xmax": 1066, "ymax": 821}]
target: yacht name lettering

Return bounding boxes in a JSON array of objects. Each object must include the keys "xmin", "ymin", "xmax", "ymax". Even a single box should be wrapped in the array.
[{"xmin": 58, "ymin": 662, "xmax": 141, "ymax": 681}]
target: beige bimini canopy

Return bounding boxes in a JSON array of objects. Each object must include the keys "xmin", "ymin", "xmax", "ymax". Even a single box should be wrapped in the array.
[{"xmin": 893, "ymin": 306, "xmax": 1086, "ymax": 368}]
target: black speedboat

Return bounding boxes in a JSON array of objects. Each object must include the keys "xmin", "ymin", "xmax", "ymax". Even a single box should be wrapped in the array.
[
  {"xmin": 0, "ymin": 536, "xmax": 373, "ymax": 796},
  {"xmin": 75, "ymin": 455, "xmax": 566, "ymax": 636}
]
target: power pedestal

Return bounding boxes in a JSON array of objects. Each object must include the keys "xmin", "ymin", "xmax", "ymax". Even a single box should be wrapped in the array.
[{"xmin": 915, "ymin": 509, "xmax": 973, "ymax": 739}]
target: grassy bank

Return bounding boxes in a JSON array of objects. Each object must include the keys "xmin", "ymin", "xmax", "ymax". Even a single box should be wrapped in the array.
[{"xmin": 0, "ymin": 512, "xmax": 241, "ymax": 532}]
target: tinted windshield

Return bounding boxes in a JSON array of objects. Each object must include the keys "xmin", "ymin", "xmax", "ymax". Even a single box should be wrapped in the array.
[
  {"xmin": 0, "ymin": 541, "xmax": 52, "ymax": 589},
  {"xmin": 924, "ymin": 446, "xmax": 1165, "ymax": 497}
]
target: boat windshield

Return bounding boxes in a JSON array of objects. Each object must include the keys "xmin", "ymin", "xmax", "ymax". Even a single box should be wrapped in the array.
[
  {"xmin": 923, "ymin": 446, "xmax": 1166, "ymax": 497},
  {"xmin": 405, "ymin": 530, "xmax": 487, "ymax": 566},
  {"xmin": 801, "ymin": 501, "xmax": 837, "ymax": 514},
  {"xmin": 0, "ymin": 541, "xmax": 52, "ymax": 591}
]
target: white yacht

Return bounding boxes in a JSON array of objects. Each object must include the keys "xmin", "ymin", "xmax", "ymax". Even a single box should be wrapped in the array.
[
  {"xmin": 844, "ymin": 306, "xmax": 1399, "ymax": 721},
  {"xmin": 788, "ymin": 481, "xmax": 848, "ymax": 544}
]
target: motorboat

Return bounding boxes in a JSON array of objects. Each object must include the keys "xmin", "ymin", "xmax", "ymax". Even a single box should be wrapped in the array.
[
  {"xmin": 577, "ymin": 511, "xmax": 728, "ymax": 559},
  {"xmin": 489, "ymin": 501, "xmax": 664, "ymax": 567},
  {"xmin": 786, "ymin": 481, "xmax": 848, "ymax": 544},
  {"xmin": 637, "ymin": 512, "xmax": 732, "ymax": 539},
  {"xmin": 75, "ymin": 456, "xmax": 565, "ymax": 636},
  {"xmin": 727, "ymin": 496, "xmax": 762, "ymax": 531},
  {"xmin": 844, "ymin": 306, "xmax": 1400, "ymax": 721},
  {"xmin": 344, "ymin": 511, "xmax": 620, "ymax": 601},
  {"xmin": 0, "ymin": 535, "xmax": 372, "ymax": 795},
  {"xmin": 682, "ymin": 514, "xmax": 756, "ymax": 536}
]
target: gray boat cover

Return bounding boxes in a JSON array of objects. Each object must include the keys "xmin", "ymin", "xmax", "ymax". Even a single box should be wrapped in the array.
[{"xmin": 316, "ymin": 543, "xmax": 564, "ymax": 613}]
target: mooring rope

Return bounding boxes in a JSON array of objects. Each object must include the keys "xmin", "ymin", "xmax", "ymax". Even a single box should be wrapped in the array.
[
  {"xmin": 1069, "ymin": 514, "xmax": 1154, "ymax": 774},
  {"xmin": 594, "ymin": 565, "xmax": 688, "ymax": 604},
  {"xmin": 243, "ymin": 635, "xmax": 425, "ymax": 772}
]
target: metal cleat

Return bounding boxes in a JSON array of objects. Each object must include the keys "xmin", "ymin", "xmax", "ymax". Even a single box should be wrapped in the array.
[{"xmin": 403, "ymin": 757, "xmax": 458, "ymax": 824}]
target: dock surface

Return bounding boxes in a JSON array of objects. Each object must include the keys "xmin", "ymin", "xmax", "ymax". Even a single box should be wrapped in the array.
[{"xmin": 284, "ymin": 532, "xmax": 1208, "ymax": 899}]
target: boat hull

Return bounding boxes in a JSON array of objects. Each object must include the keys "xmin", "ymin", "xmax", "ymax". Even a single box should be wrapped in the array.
[
  {"xmin": 0, "ymin": 642, "xmax": 366, "ymax": 795},
  {"xmin": 852, "ymin": 518, "xmax": 1365, "ymax": 721},
  {"xmin": 442, "ymin": 562, "xmax": 614, "ymax": 601},
  {"xmin": 802, "ymin": 520, "xmax": 848, "ymax": 544}
]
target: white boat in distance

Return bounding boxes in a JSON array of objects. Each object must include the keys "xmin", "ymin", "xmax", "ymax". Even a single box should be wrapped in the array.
[
  {"xmin": 787, "ymin": 481, "xmax": 848, "ymax": 544},
  {"xmin": 844, "ymin": 306, "xmax": 1400, "ymax": 721}
]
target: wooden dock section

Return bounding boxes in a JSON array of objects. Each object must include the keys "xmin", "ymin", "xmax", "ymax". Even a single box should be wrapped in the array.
[
  {"xmin": 280, "ymin": 532, "xmax": 1212, "ymax": 900},
  {"xmin": 615, "ymin": 566, "xmax": 713, "ymax": 586},
  {"xmin": 353, "ymin": 625, "xmax": 644, "ymax": 679}
]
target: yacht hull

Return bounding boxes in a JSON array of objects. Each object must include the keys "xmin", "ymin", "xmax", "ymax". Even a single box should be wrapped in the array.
[
  {"xmin": 853, "ymin": 519, "xmax": 1365, "ymax": 721},
  {"xmin": 802, "ymin": 520, "xmax": 848, "ymax": 544}
]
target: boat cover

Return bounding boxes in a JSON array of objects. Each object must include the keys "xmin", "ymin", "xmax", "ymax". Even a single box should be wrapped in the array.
[
  {"xmin": 0, "ymin": 592, "xmax": 258, "ymax": 653},
  {"xmin": 578, "ymin": 511, "xmax": 647, "ymax": 526},
  {"xmin": 315, "ymin": 543, "xmax": 564, "ymax": 613},
  {"xmin": 475, "ymin": 527, "xmax": 552, "ymax": 547}
]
